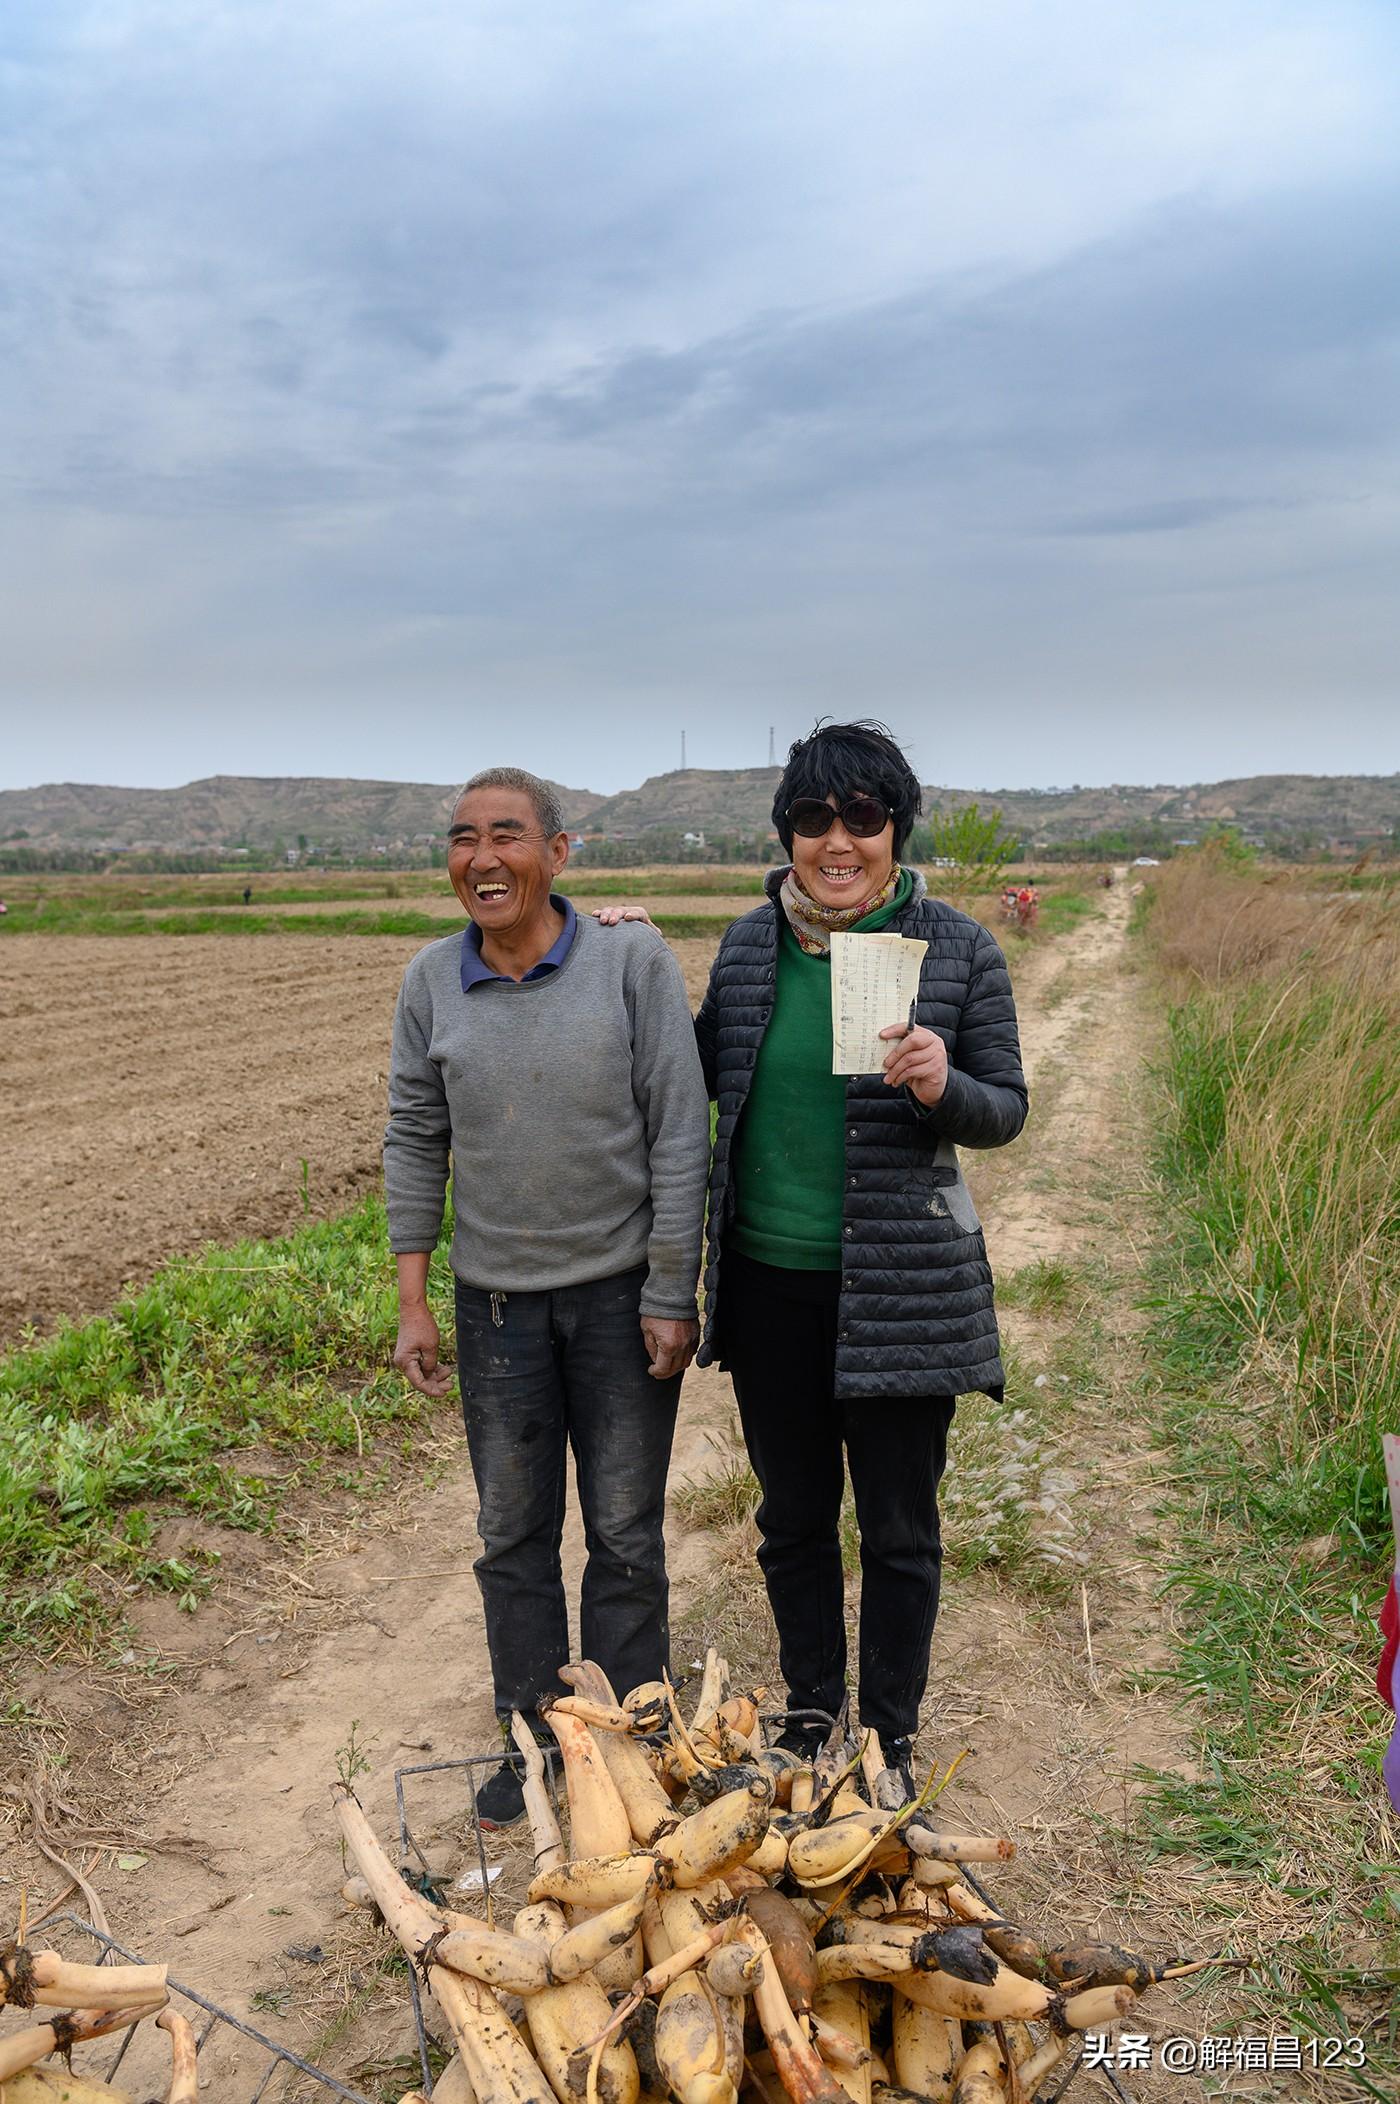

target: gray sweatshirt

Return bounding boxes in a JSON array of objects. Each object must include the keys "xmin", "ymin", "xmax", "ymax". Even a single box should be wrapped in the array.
[{"xmin": 383, "ymin": 916, "xmax": 710, "ymax": 1317}]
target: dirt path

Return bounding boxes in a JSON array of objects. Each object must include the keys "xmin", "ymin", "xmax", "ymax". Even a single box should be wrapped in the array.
[
  {"xmin": 937, "ymin": 879, "xmax": 1223, "ymax": 2099},
  {"xmin": 3, "ymin": 893, "xmax": 1219, "ymax": 2099},
  {"xmin": 679, "ymin": 880, "xmax": 1224, "ymax": 2098},
  {"xmin": 4, "ymin": 1355, "xmax": 743, "ymax": 2094}
]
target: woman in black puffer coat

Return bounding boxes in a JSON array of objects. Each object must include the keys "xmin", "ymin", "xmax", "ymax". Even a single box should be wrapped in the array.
[{"xmin": 693, "ymin": 722, "xmax": 1028, "ymax": 1778}]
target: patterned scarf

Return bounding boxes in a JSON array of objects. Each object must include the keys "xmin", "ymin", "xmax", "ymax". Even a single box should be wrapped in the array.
[{"xmin": 778, "ymin": 863, "xmax": 903, "ymax": 956}]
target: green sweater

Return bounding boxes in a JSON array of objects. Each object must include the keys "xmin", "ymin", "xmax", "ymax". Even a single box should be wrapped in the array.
[{"xmin": 729, "ymin": 871, "xmax": 914, "ymax": 1271}]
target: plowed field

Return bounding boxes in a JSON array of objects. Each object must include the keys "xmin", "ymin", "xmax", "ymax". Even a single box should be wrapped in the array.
[{"xmin": 0, "ymin": 931, "xmax": 719, "ymax": 1344}]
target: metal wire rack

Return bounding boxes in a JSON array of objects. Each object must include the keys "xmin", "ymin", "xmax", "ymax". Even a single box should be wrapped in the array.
[
  {"xmin": 392, "ymin": 1715, "xmax": 1131, "ymax": 2104},
  {"xmin": 36, "ymin": 1914, "xmax": 374, "ymax": 2104},
  {"xmin": 393, "ymin": 1744, "xmax": 562, "ymax": 2098}
]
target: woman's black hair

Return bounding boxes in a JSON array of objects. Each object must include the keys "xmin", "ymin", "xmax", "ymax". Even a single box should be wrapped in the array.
[{"xmin": 771, "ymin": 720, "xmax": 923, "ymax": 858}]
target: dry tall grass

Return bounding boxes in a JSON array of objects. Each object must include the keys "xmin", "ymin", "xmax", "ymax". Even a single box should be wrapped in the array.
[
  {"xmin": 1141, "ymin": 847, "xmax": 1400, "ymax": 2077},
  {"xmin": 1149, "ymin": 850, "xmax": 1399, "ymax": 1490}
]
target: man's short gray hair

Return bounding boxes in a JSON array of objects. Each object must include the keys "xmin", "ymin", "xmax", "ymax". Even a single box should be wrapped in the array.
[{"xmin": 459, "ymin": 767, "xmax": 566, "ymax": 837}]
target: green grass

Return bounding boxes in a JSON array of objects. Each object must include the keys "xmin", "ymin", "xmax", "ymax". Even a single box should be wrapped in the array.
[
  {"xmin": 1, "ymin": 876, "xmax": 451, "ymax": 912},
  {"xmin": 0, "ymin": 1195, "xmax": 453, "ymax": 1649},
  {"xmin": 1308, "ymin": 868, "xmax": 1400, "ymax": 894},
  {"xmin": 997, "ymin": 1256, "xmax": 1087, "ymax": 1316},
  {"xmin": 650, "ymin": 915, "xmax": 742, "ymax": 939},
  {"xmin": 940, "ymin": 1334, "xmax": 1086, "ymax": 1592},
  {"xmin": 249, "ymin": 1986, "xmax": 293, "ymax": 2017},
  {"xmin": 4, "ymin": 868, "xmax": 768, "ymax": 915},
  {"xmin": 1, "ymin": 904, "xmax": 453, "ymax": 937},
  {"xmin": 1126, "ymin": 881, "xmax": 1159, "ymax": 937},
  {"xmin": 1037, "ymin": 962, "xmax": 1078, "ymax": 1012},
  {"xmin": 1033, "ymin": 888, "xmax": 1096, "ymax": 936},
  {"xmin": 0, "ymin": 902, "xmax": 743, "ymax": 940},
  {"xmin": 672, "ymin": 1454, "xmax": 760, "ymax": 1533},
  {"xmin": 5, "ymin": 874, "xmax": 1105, "ymax": 947},
  {"xmin": 564, "ymin": 872, "xmax": 768, "ymax": 896},
  {"xmin": 1130, "ymin": 858, "xmax": 1400, "ymax": 2079}
]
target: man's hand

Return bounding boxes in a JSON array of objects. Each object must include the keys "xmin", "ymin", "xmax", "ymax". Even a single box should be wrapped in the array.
[
  {"xmin": 641, "ymin": 1314, "xmax": 699, "ymax": 1380},
  {"xmin": 879, "ymin": 1021, "xmax": 950, "ymax": 1107},
  {"xmin": 593, "ymin": 905, "xmax": 656, "ymax": 927},
  {"xmin": 394, "ymin": 1302, "xmax": 455, "ymax": 1396}
]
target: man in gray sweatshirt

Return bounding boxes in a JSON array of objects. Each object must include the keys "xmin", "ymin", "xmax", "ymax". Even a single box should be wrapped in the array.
[{"xmin": 384, "ymin": 766, "xmax": 709, "ymax": 1824}]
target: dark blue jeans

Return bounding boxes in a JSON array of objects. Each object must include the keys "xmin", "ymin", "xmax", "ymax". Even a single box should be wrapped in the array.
[{"xmin": 454, "ymin": 1264, "xmax": 681, "ymax": 1722}]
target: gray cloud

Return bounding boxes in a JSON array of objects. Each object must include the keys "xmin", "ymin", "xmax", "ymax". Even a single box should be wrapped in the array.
[{"xmin": 2, "ymin": 1, "xmax": 1399, "ymax": 791}]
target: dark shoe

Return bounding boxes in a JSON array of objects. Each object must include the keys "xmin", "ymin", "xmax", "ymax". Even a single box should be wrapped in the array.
[
  {"xmin": 475, "ymin": 1736, "xmax": 561, "ymax": 1831},
  {"xmin": 774, "ymin": 1719, "xmax": 828, "ymax": 1761},
  {"xmin": 879, "ymin": 1735, "xmax": 917, "ymax": 1807},
  {"xmin": 474, "ymin": 1757, "xmax": 526, "ymax": 1830}
]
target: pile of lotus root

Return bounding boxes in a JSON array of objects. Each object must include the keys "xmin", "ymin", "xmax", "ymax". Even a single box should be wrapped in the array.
[
  {"xmin": 339, "ymin": 1655, "xmax": 1234, "ymax": 2104},
  {"xmin": 0, "ymin": 1940, "xmax": 183, "ymax": 2104}
]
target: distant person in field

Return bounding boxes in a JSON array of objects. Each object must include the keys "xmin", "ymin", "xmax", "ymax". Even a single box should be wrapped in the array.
[
  {"xmin": 383, "ymin": 766, "xmax": 709, "ymax": 1827},
  {"xmin": 242, "ymin": 886, "xmax": 252, "ymax": 905}
]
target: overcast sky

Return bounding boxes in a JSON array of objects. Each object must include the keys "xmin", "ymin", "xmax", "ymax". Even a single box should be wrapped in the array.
[{"xmin": 3, "ymin": 1, "xmax": 1398, "ymax": 797}]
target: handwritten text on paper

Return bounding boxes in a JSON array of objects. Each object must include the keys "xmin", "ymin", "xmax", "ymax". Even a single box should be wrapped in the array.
[{"xmin": 830, "ymin": 930, "xmax": 929, "ymax": 1075}]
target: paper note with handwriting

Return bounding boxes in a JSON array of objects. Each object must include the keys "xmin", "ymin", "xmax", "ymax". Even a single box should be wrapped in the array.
[{"xmin": 830, "ymin": 930, "xmax": 929, "ymax": 1074}]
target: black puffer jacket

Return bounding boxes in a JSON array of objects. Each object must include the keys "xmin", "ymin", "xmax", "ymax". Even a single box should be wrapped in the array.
[{"xmin": 694, "ymin": 870, "xmax": 1028, "ymax": 1400}]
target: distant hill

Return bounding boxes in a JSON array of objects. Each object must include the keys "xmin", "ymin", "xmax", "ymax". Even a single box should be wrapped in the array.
[
  {"xmin": 584, "ymin": 769, "xmax": 783, "ymax": 839},
  {"xmin": 581, "ymin": 767, "xmax": 1399, "ymax": 851},
  {"xmin": 960, "ymin": 773, "xmax": 1399, "ymax": 848},
  {"xmin": 0, "ymin": 774, "xmax": 604, "ymax": 851},
  {"xmin": 1, "ymin": 767, "xmax": 1395, "ymax": 855}
]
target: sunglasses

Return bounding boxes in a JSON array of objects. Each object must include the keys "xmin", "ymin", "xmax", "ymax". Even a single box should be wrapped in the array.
[{"xmin": 786, "ymin": 795, "xmax": 892, "ymax": 839}]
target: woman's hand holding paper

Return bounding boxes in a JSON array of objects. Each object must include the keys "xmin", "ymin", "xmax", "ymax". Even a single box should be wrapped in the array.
[{"xmin": 879, "ymin": 1019, "xmax": 949, "ymax": 1105}]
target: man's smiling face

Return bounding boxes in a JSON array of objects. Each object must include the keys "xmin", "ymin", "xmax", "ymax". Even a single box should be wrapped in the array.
[{"xmin": 446, "ymin": 785, "xmax": 567, "ymax": 940}]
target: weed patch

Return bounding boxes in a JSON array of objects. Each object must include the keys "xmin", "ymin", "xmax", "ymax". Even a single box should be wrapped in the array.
[
  {"xmin": 1038, "ymin": 962, "xmax": 1077, "ymax": 1011},
  {"xmin": 1134, "ymin": 847, "xmax": 1399, "ymax": 2074},
  {"xmin": 998, "ymin": 1256, "xmax": 1087, "ymax": 1317},
  {"xmin": 672, "ymin": 1454, "xmax": 760, "ymax": 1533},
  {"xmin": 1034, "ymin": 889, "xmax": 1096, "ymax": 937},
  {"xmin": 941, "ymin": 1339, "xmax": 1088, "ymax": 1589},
  {"xmin": 0, "ymin": 1196, "xmax": 452, "ymax": 1650}
]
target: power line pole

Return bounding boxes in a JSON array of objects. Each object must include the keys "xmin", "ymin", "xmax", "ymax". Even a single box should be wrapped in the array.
[
  {"xmin": 681, "ymin": 729, "xmax": 687, "ymax": 770},
  {"xmin": 768, "ymin": 725, "xmax": 775, "ymax": 766}
]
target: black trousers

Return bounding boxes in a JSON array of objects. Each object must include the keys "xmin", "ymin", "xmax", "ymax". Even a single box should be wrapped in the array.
[
  {"xmin": 721, "ymin": 1250, "xmax": 955, "ymax": 1742},
  {"xmin": 454, "ymin": 1265, "xmax": 680, "ymax": 1722}
]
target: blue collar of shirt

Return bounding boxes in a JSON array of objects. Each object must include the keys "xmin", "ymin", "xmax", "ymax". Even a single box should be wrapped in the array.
[{"xmin": 460, "ymin": 895, "xmax": 578, "ymax": 992}]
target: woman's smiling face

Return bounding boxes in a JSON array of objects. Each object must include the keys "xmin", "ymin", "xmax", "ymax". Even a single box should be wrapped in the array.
[{"xmin": 789, "ymin": 795, "xmax": 897, "ymax": 909}]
